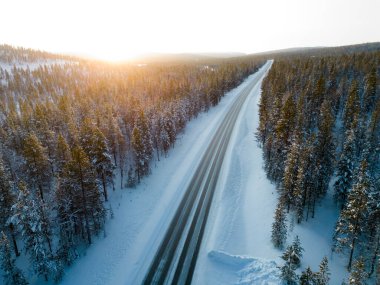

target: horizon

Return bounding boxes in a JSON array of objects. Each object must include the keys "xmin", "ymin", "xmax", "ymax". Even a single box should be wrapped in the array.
[{"xmin": 1, "ymin": 0, "xmax": 380, "ymax": 61}]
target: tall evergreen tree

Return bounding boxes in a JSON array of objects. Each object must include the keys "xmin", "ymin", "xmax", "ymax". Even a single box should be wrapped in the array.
[
  {"xmin": 314, "ymin": 100, "xmax": 335, "ymax": 199},
  {"xmin": 271, "ymin": 201, "xmax": 287, "ymax": 249},
  {"xmin": 0, "ymin": 157, "xmax": 19, "ymax": 256},
  {"xmin": 91, "ymin": 128, "xmax": 114, "ymax": 201},
  {"xmin": 59, "ymin": 146, "xmax": 105, "ymax": 245},
  {"xmin": 300, "ymin": 266, "xmax": 317, "ymax": 285},
  {"xmin": 0, "ymin": 232, "xmax": 28, "ymax": 285},
  {"xmin": 22, "ymin": 132, "xmax": 50, "ymax": 201},
  {"xmin": 55, "ymin": 133, "xmax": 71, "ymax": 175},
  {"xmin": 348, "ymin": 257, "xmax": 367, "ymax": 285},
  {"xmin": 344, "ymin": 80, "xmax": 360, "ymax": 130},
  {"xmin": 334, "ymin": 161, "xmax": 370, "ymax": 270},
  {"xmin": 280, "ymin": 242, "xmax": 300, "ymax": 285},
  {"xmin": 131, "ymin": 110, "xmax": 153, "ymax": 182},
  {"xmin": 290, "ymin": 235, "xmax": 304, "ymax": 268},
  {"xmin": 315, "ymin": 256, "xmax": 330, "ymax": 285},
  {"xmin": 11, "ymin": 182, "xmax": 60, "ymax": 281},
  {"xmin": 281, "ymin": 135, "xmax": 300, "ymax": 212},
  {"xmin": 334, "ymin": 128, "xmax": 356, "ymax": 208},
  {"xmin": 363, "ymin": 68, "xmax": 377, "ymax": 112}
]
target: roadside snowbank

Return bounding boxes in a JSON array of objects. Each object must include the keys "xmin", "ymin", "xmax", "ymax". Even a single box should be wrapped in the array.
[{"xmin": 208, "ymin": 250, "xmax": 282, "ymax": 285}]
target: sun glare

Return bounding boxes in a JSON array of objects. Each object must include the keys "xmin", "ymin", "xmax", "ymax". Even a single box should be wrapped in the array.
[{"xmin": 0, "ymin": 0, "xmax": 379, "ymax": 61}]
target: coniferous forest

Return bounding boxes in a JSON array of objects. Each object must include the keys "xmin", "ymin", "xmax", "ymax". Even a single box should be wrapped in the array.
[
  {"xmin": 0, "ymin": 43, "xmax": 379, "ymax": 284},
  {"xmin": 257, "ymin": 50, "xmax": 379, "ymax": 283},
  {"xmin": 0, "ymin": 44, "xmax": 265, "ymax": 283}
]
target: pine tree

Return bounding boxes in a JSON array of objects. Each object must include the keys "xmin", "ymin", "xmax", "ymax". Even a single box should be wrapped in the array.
[
  {"xmin": 291, "ymin": 235, "xmax": 304, "ymax": 268},
  {"xmin": 334, "ymin": 161, "xmax": 370, "ymax": 270},
  {"xmin": 315, "ymin": 256, "xmax": 330, "ymax": 285},
  {"xmin": 294, "ymin": 135, "xmax": 316, "ymax": 222},
  {"xmin": 59, "ymin": 146, "xmax": 105, "ymax": 245},
  {"xmin": 126, "ymin": 166, "xmax": 137, "ymax": 188},
  {"xmin": 131, "ymin": 126, "xmax": 143, "ymax": 182},
  {"xmin": 281, "ymin": 135, "xmax": 300, "ymax": 212},
  {"xmin": 314, "ymin": 99, "xmax": 334, "ymax": 199},
  {"xmin": 0, "ymin": 232, "xmax": 28, "ymax": 285},
  {"xmin": 55, "ymin": 133, "xmax": 71, "ymax": 175},
  {"xmin": 91, "ymin": 128, "xmax": 114, "ymax": 201},
  {"xmin": 300, "ymin": 266, "xmax": 317, "ymax": 285},
  {"xmin": 344, "ymin": 80, "xmax": 360, "ymax": 130},
  {"xmin": 334, "ymin": 128, "xmax": 356, "ymax": 208},
  {"xmin": 271, "ymin": 201, "xmax": 287, "ymax": 248},
  {"xmin": 0, "ymin": 157, "xmax": 19, "ymax": 257},
  {"xmin": 11, "ymin": 182, "xmax": 60, "ymax": 281},
  {"xmin": 22, "ymin": 132, "xmax": 50, "ymax": 201},
  {"xmin": 280, "ymin": 243, "xmax": 299, "ymax": 285},
  {"xmin": 131, "ymin": 110, "xmax": 153, "ymax": 182},
  {"xmin": 363, "ymin": 67, "xmax": 377, "ymax": 112},
  {"xmin": 348, "ymin": 257, "xmax": 367, "ymax": 285}
]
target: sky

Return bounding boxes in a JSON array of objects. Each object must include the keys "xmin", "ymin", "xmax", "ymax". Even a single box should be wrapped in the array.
[{"xmin": 1, "ymin": 0, "xmax": 379, "ymax": 61}]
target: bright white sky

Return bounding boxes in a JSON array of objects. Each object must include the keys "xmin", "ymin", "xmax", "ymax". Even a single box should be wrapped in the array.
[{"xmin": 1, "ymin": 0, "xmax": 379, "ymax": 61}]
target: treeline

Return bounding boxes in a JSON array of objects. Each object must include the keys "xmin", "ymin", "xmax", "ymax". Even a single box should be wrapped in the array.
[
  {"xmin": 257, "ymin": 51, "xmax": 380, "ymax": 282},
  {"xmin": 0, "ymin": 44, "xmax": 73, "ymax": 64},
  {"xmin": 0, "ymin": 46, "xmax": 265, "ymax": 283}
]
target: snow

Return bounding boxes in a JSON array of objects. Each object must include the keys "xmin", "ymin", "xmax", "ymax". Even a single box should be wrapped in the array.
[{"xmin": 208, "ymin": 251, "xmax": 282, "ymax": 285}]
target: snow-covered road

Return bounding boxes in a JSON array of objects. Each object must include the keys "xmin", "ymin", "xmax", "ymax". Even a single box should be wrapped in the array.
[
  {"xmin": 143, "ymin": 61, "xmax": 273, "ymax": 284},
  {"xmin": 58, "ymin": 58, "xmax": 348, "ymax": 285},
  {"xmin": 58, "ymin": 62, "xmax": 272, "ymax": 285}
]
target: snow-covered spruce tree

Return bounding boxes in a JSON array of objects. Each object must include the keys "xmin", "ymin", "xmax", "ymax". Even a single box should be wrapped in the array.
[
  {"xmin": 11, "ymin": 182, "xmax": 61, "ymax": 282},
  {"xmin": 55, "ymin": 133, "xmax": 71, "ymax": 176},
  {"xmin": 80, "ymin": 119, "xmax": 115, "ymax": 201},
  {"xmin": 344, "ymin": 80, "xmax": 360, "ymax": 131},
  {"xmin": 315, "ymin": 256, "xmax": 330, "ymax": 285},
  {"xmin": 314, "ymin": 100, "xmax": 334, "ymax": 201},
  {"xmin": 294, "ymin": 134, "xmax": 317, "ymax": 223},
  {"xmin": 0, "ymin": 157, "xmax": 19, "ymax": 257},
  {"xmin": 280, "ymin": 245, "xmax": 299, "ymax": 285},
  {"xmin": 160, "ymin": 113, "xmax": 176, "ymax": 156},
  {"xmin": 126, "ymin": 166, "xmax": 137, "ymax": 188},
  {"xmin": 348, "ymin": 257, "xmax": 367, "ymax": 285},
  {"xmin": 281, "ymin": 134, "xmax": 300, "ymax": 212},
  {"xmin": 91, "ymin": 127, "xmax": 115, "ymax": 201},
  {"xmin": 272, "ymin": 94, "xmax": 297, "ymax": 183},
  {"xmin": 55, "ymin": 178, "xmax": 78, "ymax": 266},
  {"xmin": 0, "ymin": 232, "xmax": 28, "ymax": 285},
  {"xmin": 309, "ymin": 75, "xmax": 326, "ymax": 129},
  {"xmin": 59, "ymin": 145, "xmax": 105, "ymax": 245},
  {"xmin": 292, "ymin": 140, "xmax": 310, "ymax": 224},
  {"xmin": 290, "ymin": 235, "xmax": 304, "ymax": 268},
  {"xmin": 300, "ymin": 266, "xmax": 317, "ymax": 285},
  {"xmin": 366, "ymin": 182, "xmax": 379, "ymax": 277},
  {"xmin": 271, "ymin": 201, "xmax": 287, "ymax": 249},
  {"xmin": 333, "ymin": 160, "xmax": 371, "ymax": 270},
  {"xmin": 22, "ymin": 132, "xmax": 50, "ymax": 201},
  {"xmin": 363, "ymin": 67, "xmax": 377, "ymax": 113},
  {"xmin": 131, "ymin": 109, "xmax": 153, "ymax": 183},
  {"xmin": 334, "ymin": 128, "xmax": 356, "ymax": 208}
]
